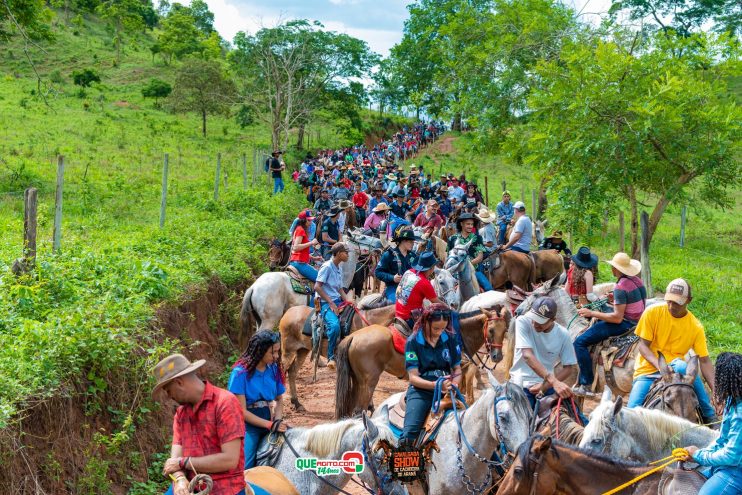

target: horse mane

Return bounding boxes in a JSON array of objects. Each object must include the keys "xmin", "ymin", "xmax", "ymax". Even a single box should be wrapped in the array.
[
  {"xmin": 618, "ymin": 406, "xmax": 707, "ymax": 449},
  {"xmin": 304, "ymin": 419, "xmax": 358, "ymax": 458},
  {"xmin": 501, "ymin": 381, "xmax": 533, "ymax": 424}
]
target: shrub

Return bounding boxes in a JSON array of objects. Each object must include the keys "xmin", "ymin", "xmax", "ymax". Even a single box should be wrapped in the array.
[
  {"xmin": 141, "ymin": 78, "xmax": 172, "ymax": 105},
  {"xmin": 49, "ymin": 70, "xmax": 64, "ymax": 84},
  {"xmin": 72, "ymin": 68, "xmax": 100, "ymax": 88}
]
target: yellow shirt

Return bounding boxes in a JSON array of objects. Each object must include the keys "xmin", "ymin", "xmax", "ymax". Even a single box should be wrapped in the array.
[{"xmin": 633, "ymin": 303, "xmax": 709, "ymax": 378}]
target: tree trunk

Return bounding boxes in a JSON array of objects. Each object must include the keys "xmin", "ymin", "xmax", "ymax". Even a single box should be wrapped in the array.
[
  {"xmin": 416, "ymin": 107, "xmax": 421, "ymax": 120},
  {"xmin": 628, "ymin": 186, "xmax": 639, "ymax": 258},
  {"xmin": 643, "ymin": 171, "xmax": 696, "ymax": 256},
  {"xmin": 271, "ymin": 123, "xmax": 280, "ymax": 151},
  {"xmin": 202, "ymin": 110, "xmax": 207, "ymax": 137},
  {"xmin": 296, "ymin": 123, "xmax": 305, "ymax": 150},
  {"xmin": 537, "ymin": 176, "xmax": 549, "ymax": 219},
  {"xmin": 453, "ymin": 112, "xmax": 462, "ymax": 131}
]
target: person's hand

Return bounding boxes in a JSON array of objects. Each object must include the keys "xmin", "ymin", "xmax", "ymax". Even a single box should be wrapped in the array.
[
  {"xmin": 441, "ymin": 379, "xmax": 452, "ymax": 393},
  {"xmin": 393, "ymin": 274, "xmax": 402, "ymax": 283},
  {"xmin": 528, "ymin": 383, "xmax": 542, "ymax": 396},
  {"xmin": 577, "ymin": 308, "xmax": 592, "ymax": 318},
  {"xmin": 275, "ymin": 421, "xmax": 289, "ymax": 433},
  {"xmin": 682, "ymin": 446, "xmax": 699, "ymax": 461},
  {"xmin": 330, "ymin": 303, "xmax": 340, "ymax": 315},
  {"xmin": 553, "ymin": 380, "xmax": 574, "ymax": 399},
  {"xmin": 173, "ymin": 477, "xmax": 189, "ymax": 495},
  {"xmin": 312, "ymin": 239, "xmax": 320, "ymax": 246},
  {"xmin": 162, "ymin": 458, "xmax": 182, "ymax": 476}
]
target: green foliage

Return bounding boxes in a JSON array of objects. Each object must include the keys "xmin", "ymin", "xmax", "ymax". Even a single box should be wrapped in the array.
[
  {"xmin": 0, "ymin": 0, "xmax": 53, "ymax": 40},
  {"xmin": 141, "ymin": 78, "xmax": 171, "ymax": 103},
  {"xmin": 610, "ymin": 0, "xmax": 741, "ymax": 37},
  {"xmin": 158, "ymin": 10, "xmax": 202, "ymax": 61},
  {"xmin": 72, "ymin": 68, "xmax": 101, "ymax": 87}
]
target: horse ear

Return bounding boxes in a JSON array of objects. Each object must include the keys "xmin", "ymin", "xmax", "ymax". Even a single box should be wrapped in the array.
[
  {"xmin": 378, "ymin": 404, "xmax": 390, "ymax": 424},
  {"xmin": 482, "ymin": 307, "xmax": 493, "ymax": 319},
  {"xmin": 613, "ymin": 395, "xmax": 624, "ymax": 416},
  {"xmin": 684, "ymin": 355, "xmax": 699, "ymax": 384},
  {"xmin": 534, "ymin": 435, "xmax": 552, "ymax": 453},
  {"xmin": 487, "ymin": 369, "xmax": 502, "ymax": 389},
  {"xmin": 601, "ymin": 388, "xmax": 613, "ymax": 403},
  {"xmin": 364, "ymin": 411, "xmax": 380, "ymax": 440},
  {"xmin": 658, "ymin": 352, "xmax": 673, "ymax": 382},
  {"xmin": 543, "ymin": 219, "xmax": 548, "ymax": 226}
]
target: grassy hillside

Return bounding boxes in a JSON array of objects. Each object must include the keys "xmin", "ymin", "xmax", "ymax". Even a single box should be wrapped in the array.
[{"xmin": 417, "ymin": 133, "xmax": 741, "ymax": 356}]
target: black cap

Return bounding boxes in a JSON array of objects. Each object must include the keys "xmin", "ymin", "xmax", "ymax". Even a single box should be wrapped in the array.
[{"xmin": 529, "ymin": 297, "xmax": 558, "ymax": 324}]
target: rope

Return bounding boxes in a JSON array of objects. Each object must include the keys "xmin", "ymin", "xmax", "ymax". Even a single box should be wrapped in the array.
[
  {"xmin": 600, "ymin": 448, "xmax": 689, "ymax": 495},
  {"xmin": 340, "ymin": 301, "xmax": 372, "ymax": 327},
  {"xmin": 566, "ymin": 297, "xmax": 609, "ymax": 332}
]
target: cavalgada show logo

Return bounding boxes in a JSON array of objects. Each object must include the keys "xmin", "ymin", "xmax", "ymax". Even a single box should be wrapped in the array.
[{"xmin": 295, "ymin": 451, "xmax": 364, "ymax": 476}]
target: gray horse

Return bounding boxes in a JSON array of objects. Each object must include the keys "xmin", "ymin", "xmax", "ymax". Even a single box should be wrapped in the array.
[{"xmin": 444, "ymin": 239, "xmax": 480, "ymax": 304}]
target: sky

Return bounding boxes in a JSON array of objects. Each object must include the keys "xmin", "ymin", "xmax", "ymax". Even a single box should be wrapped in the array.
[{"xmin": 198, "ymin": 0, "xmax": 616, "ymax": 57}]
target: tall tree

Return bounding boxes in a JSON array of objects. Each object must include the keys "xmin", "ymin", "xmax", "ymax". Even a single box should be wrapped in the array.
[
  {"xmin": 189, "ymin": 0, "xmax": 214, "ymax": 34},
  {"xmin": 1, "ymin": 0, "xmax": 52, "ymax": 40},
  {"xmin": 610, "ymin": 0, "xmax": 741, "ymax": 37},
  {"xmin": 158, "ymin": 10, "xmax": 201, "ymax": 61},
  {"xmin": 166, "ymin": 59, "xmax": 236, "ymax": 136},
  {"xmin": 96, "ymin": 0, "xmax": 146, "ymax": 62}
]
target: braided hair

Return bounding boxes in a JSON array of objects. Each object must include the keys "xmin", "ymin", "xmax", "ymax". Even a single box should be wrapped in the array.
[
  {"xmin": 233, "ymin": 330, "xmax": 285, "ymax": 385},
  {"xmin": 413, "ymin": 303, "xmax": 454, "ymax": 342},
  {"xmin": 713, "ymin": 352, "xmax": 742, "ymax": 410}
]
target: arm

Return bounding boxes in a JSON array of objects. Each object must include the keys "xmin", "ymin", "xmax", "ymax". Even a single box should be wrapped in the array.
[
  {"xmin": 408, "ymin": 368, "xmax": 437, "ymax": 391},
  {"xmin": 699, "ymin": 355, "xmax": 715, "ymax": 393},
  {"xmin": 521, "ymin": 348, "xmax": 573, "ymax": 398},
  {"xmin": 292, "ymin": 233, "xmax": 317, "ymax": 253},
  {"xmin": 186, "ymin": 438, "xmax": 242, "ymax": 474},
  {"xmin": 471, "ymin": 252, "xmax": 484, "ymax": 265},
  {"xmin": 501, "ymin": 231, "xmax": 521, "ymax": 249},
  {"xmin": 636, "ymin": 338, "xmax": 660, "ymax": 372},
  {"xmin": 692, "ymin": 405, "xmax": 741, "ymax": 466},
  {"xmin": 315, "ymin": 282, "xmax": 337, "ymax": 311},
  {"xmin": 580, "ymin": 303, "xmax": 625, "ymax": 324},
  {"xmin": 322, "ymin": 231, "xmax": 337, "ymax": 244},
  {"xmin": 166, "ymin": 445, "xmax": 189, "ymax": 495},
  {"xmin": 374, "ymin": 253, "xmax": 397, "ymax": 284},
  {"xmin": 235, "ymin": 394, "xmax": 272, "ymax": 428}
]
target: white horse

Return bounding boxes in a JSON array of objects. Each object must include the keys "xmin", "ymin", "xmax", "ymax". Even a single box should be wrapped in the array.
[
  {"xmin": 241, "ymin": 271, "xmax": 311, "ymax": 336},
  {"xmin": 444, "ymin": 239, "xmax": 480, "ymax": 303},
  {"xmin": 357, "ymin": 265, "xmax": 461, "ymax": 311},
  {"xmin": 259, "ymin": 411, "xmax": 406, "ymax": 495},
  {"xmin": 580, "ymin": 389, "xmax": 719, "ymax": 462},
  {"xmin": 373, "ymin": 372, "xmax": 532, "ymax": 494},
  {"xmin": 460, "ymin": 290, "xmax": 508, "ymax": 313}
]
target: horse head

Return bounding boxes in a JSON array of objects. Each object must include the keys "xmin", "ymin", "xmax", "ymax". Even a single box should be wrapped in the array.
[
  {"xmin": 487, "ymin": 371, "xmax": 533, "ymax": 456},
  {"xmin": 579, "ymin": 388, "xmax": 632, "ymax": 459},
  {"xmin": 360, "ymin": 409, "xmax": 407, "ymax": 495},
  {"xmin": 268, "ymin": 238, "xmax": 287, "ymax": 270},
  {"xmin": 534, "ymin": 219, "xmax": 547, "ymax": 245},
  {"xmin": 499, "ymin": 434, "xmax": 557, "ymax": 495},
  {"xmin": 444, "ymin": 239, "xmax": 472, "ymax": 274},
  {"xmin": 653, "ymin": 353, "xmax": 701, "ymax": 422},
  {"xmin": 483, "ymin": 305, "xmax": 512, "ymax": 363},
  {"xmin": 433, "ymin": 267, "xmax": 460, "ymax": 310}
]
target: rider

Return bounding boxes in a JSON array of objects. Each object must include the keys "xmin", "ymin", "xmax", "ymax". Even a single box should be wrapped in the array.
[
  {"xmin": 314, "ymin": 243, "xmax": 353, "ymax": 370},
  {"xmin": 313, "ymin": 189, "xmax": 333, "ymax": 214},
  {"xmin": 390, "ymin": 191, "xmax": 412, "ymax": 220},
  {"xmin": 401, "ymin": 304, "xmax": 462, "ymax": 447},
  {"xmin": 413, "ymin": 199, "xmax": 444, "ymax": 233},
  {"xmin": 565, "ymin": 246, "xmax": 599, "ymax": 304},
  {"xmin": 682, "ymin": 352, "xmax": 742, "ymax": 494},
  {"xmin": 573, "ymin": 252, "xmax": 647, "ymax": 396},
  {"xmin": 508, "ymin": 296, "xmax": 578, "ymax": 409},
  {"xmin": 476, "ymin": 209, "xmax": 497, "ymax": 255},
  {"xmin": 288, "ymin": 210, "xmax": 320, "ymax": 282},
  {"xmin": 364, "ymin": 202, "xmax": 390, "ymax": 233},
  {"xmin": 436, "ymin": 187, "xmax": 453, "ymax": 219},
  {"xmin": 395, "ymin": 252, "xmax": 443, "ymax": 330},
  {"xmin": 375, "ymin": 228, "xmax": 418, "ymax": 303},
  {"xmin": 495, "ymin": 191, "xmax": 514, "ymax": 246},
  {"xmin": 228, "ymin": 330, "xmax": 288, "ymax": 468},
  {"xmin": 352, "ymin": 182, "xmax": 369, "ymax": 227},
  {"xmin": 626, "ymin": 278, "xmax": 718, "ymax": 424},
  {"xmin": 539, "ymin": 230, "xmax": 572, "ymax": 256},
  {"xmin": 499, "ymin": 201, "xmax": 531, "ymax": 254},
  {"xmin": 320, "ymin": 206, "xmax": 341, "ymax": 260},
  {"xmin": 447, "ymin": 213, "xmax": 494, "ymax": 292}
]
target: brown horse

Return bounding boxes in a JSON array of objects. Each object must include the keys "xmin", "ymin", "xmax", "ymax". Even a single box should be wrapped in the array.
[
  {"xmin": 268, "ymin": 238, "xmax": 290, "ymax": 270},
  {"xmin": 278, "ymin": 303, "xmax": 396, "ymax": 411},
  {"xmin": 334, "ymin": 307, "xmax": 509, "ymax": 419},
  {"xmin": 486, "ymin": 249, "xmax": 564, "ymax": 290},
  {"xmin": 497, "ymin": 435, "xmax": 662, "ymax": 494},
  {"xmin": 244, "ymin": 467, "xmax": 299, "ymax": 495}
]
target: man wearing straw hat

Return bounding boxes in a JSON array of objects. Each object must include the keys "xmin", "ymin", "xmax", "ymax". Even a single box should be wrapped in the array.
[
  {"xmin": 153, "ymin": 354, "xmax": 246, "ymax": 495},
  {"xmin": 572, "ymin": 252, "xmax": 647, "ymax": 396},
  {"xmin": 477, "ymin": 208, "xmax": 497, "ymax": 255}
]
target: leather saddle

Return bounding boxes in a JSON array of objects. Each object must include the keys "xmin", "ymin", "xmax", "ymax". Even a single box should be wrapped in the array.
[
  {"xmin": 392, "ymin": 317, "xmax": 413, "ymax": 339},
  {"xmin": 506, "ymin": 284, "xmax": 531, "ymax": 313},
  {"xmin": 256, "ymin": 423, "xmax": 286, "ymax": 468},
  {"xmin": 592, "ymin": 328, "xmax": 639, "ymax": 371},
  {"xmin": 389, "ymin": 393, "xmax": 464, "ymax": 446},
  {"xmin": 301, "ymin": 304, "xmax": 355, "ymax": 339},
  {"xmin": 659, "ymin": 465, "xmax": 707, "ymax": 495},
  {"xmin": 285, "ymin": 265, "xmax": 313, "ymax": 295}
]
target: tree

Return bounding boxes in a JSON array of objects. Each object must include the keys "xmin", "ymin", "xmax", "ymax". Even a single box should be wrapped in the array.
[
  {"xmin": 141, "ymin": 78, "xmax": 171, "ymax": 104},
  {"xmin": 96, "ymin": 0, "xmax": 146, "ymax": 62},
  {"xmin": 72, "ymin": 68, "xmax": 101, "ymax": 87},
  {"xmin": 189, "ymin": 0, "xmax": 214, "ymax": 34},
  {"xmin": 610, "ymin": 0, "xmax": 741, "ymax": 37},
  {"xmin": 0, "ymin": 0, "xmax": 52, "ymax": 40},
  {"xmin": 166, "ymin": 59, "xmax": 236, "ymax": 136},
  {"xmin": 517, "ymin": 31, "xmax": 741, "ymax": 256},
  {"xmin": 158, "ymin": 10, "xmax": 201, "ymax": 61}
]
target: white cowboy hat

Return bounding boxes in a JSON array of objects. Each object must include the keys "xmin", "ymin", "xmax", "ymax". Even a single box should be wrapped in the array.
[
  {"xmin": 476, "ymin": 209, "xmax": 494, "ymax": 223},
  {"xmin": 605, "ymin": 252, "xmax": 642, "ymax": 277},
  {"xmin": 373, "ymin": 203, "xmax": 391, "ymax": 213}
]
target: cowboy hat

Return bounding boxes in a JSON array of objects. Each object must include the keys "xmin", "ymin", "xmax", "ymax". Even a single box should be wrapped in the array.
[
  {"xmin": 573, "ymin": 246, "xmax": 598, "ymax": 269},
  {"xmin": 455, "ymin": 212, "xmax": 480, "ymax": 231},
  {"xmin": 548, "ymin": 230, "xmax": 563, "ymax": 239},
  {"xmin": 394, "ymin": 228, "xmax": 419, "ymax": 242},
  {"xmin": 385, "ymin": 174, "xmax": 396, "ymax": 180},
  {"xmin": 337, "ymin": 199, "xmax": 352, "ymax": 209},
  {"xmin": 328, "ymin": 205, "xmax": 342, "ymax": 217},
  {"xmin": 373, "ymin": 203, "xmax": 391, "ymax": 213},
  {"xmin": 412, "ymin": 251, "xmax": 438, "ymax": 271},
  {"xmin": 476, "ymin": 209, "xmax": 494, "ymax": 223},
  {"xmin": 605, "ymin": 252, "xmax": 642, "ymax": 277},
  {"xmin": 152, "ymin": 354, "xmax": 206, "ymax": 396}
]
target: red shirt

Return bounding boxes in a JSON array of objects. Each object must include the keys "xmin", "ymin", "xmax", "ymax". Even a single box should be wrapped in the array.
[
  {"xmin": 353, "ymin": 191, "xmax": 369, "ymax": 208},
  {"xmin": 395, "ymin": 269, "xmax": 437, "ymax": 320},
  {"xmin": 290, "ymin": 226, "xmax": 310, "ymax": 263},
  {"xmin": 172, "ymin": 382, "xmax": 245, "ymax": 495},
  {"xmin": 413, "ymin": 212, "xmax": 444, "ymax": 230}
]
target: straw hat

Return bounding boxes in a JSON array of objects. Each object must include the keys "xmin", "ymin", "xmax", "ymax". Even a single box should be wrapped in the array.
[
  {"xmin": 373, "ymin": 203, "xmax": 391, "ymax": 213},
  {"xmin": 152, "ymin": 354, "xmax": 205, "ymax": 395},
  {"xmin": 385, "ymin": 174, "xmax": 396, "ymax": 180},
  {"xmin": 605, "ymin": 252, "xmax": 642, "ymax": 277},
  {"xmin": 337, "ymin": 199, "xmax": 353, "ymax": 209},
  {"xmin": 476, "ymin": 209, "xmax": 494, "ymax": 224}
]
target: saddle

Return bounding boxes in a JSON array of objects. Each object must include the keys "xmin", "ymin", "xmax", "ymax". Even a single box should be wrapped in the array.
[
  {"xmin": 389, "ymin": 318, "xmax": 413, "ymax": 354},
  {"xmin": 301, "ymin": 304, "xmax": 356, "ymax": 340},
  {"xmin": 285, "ymin": 266, "xmax": 313, "ymax": 295},
  {"xmin": 506, "ymin": 285, "xmax": 530, "ymax": 314},
  {"xmin": 591, "ymin": 328, "xmax": 639, "ymax": 372},
  {"xmin": 388, "ymin": 393, "xmax": 464, "ymax": 446},
  {"xmin": 256, "ymin": 423, "xmax": 286, "ymax": 468},
  {"xmin": 658, "ymin": 466, "xmax": 707, "ymax": 495}
]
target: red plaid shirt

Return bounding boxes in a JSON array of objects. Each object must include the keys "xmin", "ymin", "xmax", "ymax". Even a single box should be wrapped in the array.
[{"xmin": 172, "ymin": 381, "xmax": 245, "ymax": 495}]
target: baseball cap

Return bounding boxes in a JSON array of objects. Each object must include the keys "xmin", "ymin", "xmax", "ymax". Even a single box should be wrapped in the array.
[
  {"xmin": 529, "ymin": 296, "xmax": 558, "ymax": 324},
  {"xmin": 298, "ymin": 209, "xmax": 314, "ymax": 221},
  {"xmin": 513, "ymin": 201, "xmax": 526, "ymax": 210},
  {"xmin": 331, "ymin": 242, "xmax": 349, "ymax": 255},
  {"xmin": 664, "ymin": 278, "xmax": 691, "ymax": 305}
]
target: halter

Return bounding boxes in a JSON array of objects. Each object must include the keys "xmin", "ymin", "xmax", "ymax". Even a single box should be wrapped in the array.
[
  {"xmin": 471, "ymin": 312, "xmax": 506, "ymax": 371},
  {"xmin": 644, "ymin": 381, "xmax": 702, "ymax": 422}
]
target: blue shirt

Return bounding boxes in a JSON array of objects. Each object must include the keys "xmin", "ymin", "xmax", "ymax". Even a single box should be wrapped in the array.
[
  {"xmin": 321, "ymin": 218, "xmax": 339, "ymax": 245},
  {"xmin": 448, "ymin": 186, "xmax": 465, "ymax": 203},
  {"xmin": 227, "ymin": 364, "xmax": 285, "ymax": 405},
  {"xmin": 404, "ymin": 330, "xmax": 461, "ymax": 381},
  {"xmin": 368, "ymin": 196, "xmax": 389, "ymax": 213},
  {"xmin": 496, "ymin": 201, "xmax": 514, "ymax": 224},
  {"xmin": 693, "ymin": 399, "xmax": 742, "ymax": 468},
  {"xmin": 316, "ymin": 259, "xmax": 344, "ymax": 302}
]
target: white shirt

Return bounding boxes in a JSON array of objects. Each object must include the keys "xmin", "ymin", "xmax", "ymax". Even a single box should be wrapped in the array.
[{"xmin": 509, "ymin": 316, "xmax": 577, "ymax": 388}]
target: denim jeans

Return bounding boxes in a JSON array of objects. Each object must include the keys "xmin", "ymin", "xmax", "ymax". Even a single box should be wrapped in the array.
[
  {"xmin": 475, "ymin": 265, "xmax": 493, "ymax": 292},
  {"xmin": 627, "ymin": 358, "xmax": 716, "ymax": 419},
  {"xmin": 288, "ymin": 261, "xmax": 318, "ymax": 282},
  {"xmin": 383, "ymin": 284, "xmax": 397, "ymax": 303},
  {"xmin": 573, "ymin": 319, "xmax": 635, "ymax": 386},
  {"xmin": 497, "ymin": 222, "xmax": 508, "ymax": 245},
  {"xmin": 273, "ymin": 177, "xmax": 284, "ymax": 194},
  {"xmin": 401, "ymin": 386, "xmax": 434, "ymax": 443},
  {"xmin": 320, "ymin": 300, "xmax": 342, "ymax": 361},
  {"xmin": 244, "ymin": 406, "xmax": 271, "ymax": 468},
  {"xmin": 699, "ymin": 467, "xmax": 742, "ymax": 495}
]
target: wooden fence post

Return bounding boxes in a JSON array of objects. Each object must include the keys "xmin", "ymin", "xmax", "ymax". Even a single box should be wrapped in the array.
[
  {"xmin": 531, "ymin": 189, "xmax": 537, "ymax": 220},
  {"xmin": 252, "ymin": 149, "xmax": 257, "ymax": 187},
  {"xmin": 618, "ymin": 211, "xmax": 625, "ymax": 253},
  {"xmin": 160, "ymin": 153, "xmax": 168, "ymax": 228},
  {"xmin": 24, "ymin": 187, "xmax": 38, "ymax": 264},
  {"xmin": 640, "ymin": 211, "xmax": 652, "ymax": 296},
  {"xmin": 501, "ymin": 180, "xmax": 507, "ymax": 192},
  {"xmin": 242, "ymin": 153, "xmax": 247, "ymax": 190},
  {"xmin": 602, "ymin": 209, "xmax": 609, "ymax": 239},
  {"xmin": 53, "ymin": 156, "xmax": 64, "ymax": 252},
  {"xmin": 484, "ymin": 176, "xmax": 490, "ymax": 207},
  {"xmin": 214, "ymin": 153, "xmax": 221, "ymax": 201},
  {"xmin": 680, "ymin": 205, "xmax": 687, "ymax": 247}
]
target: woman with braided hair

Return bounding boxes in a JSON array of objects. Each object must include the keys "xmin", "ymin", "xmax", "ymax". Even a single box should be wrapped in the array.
[
  {"xmin": 228, "ymin": 330, "xmax": 289, "ymax": 468},
  {"xmin": 682, "ymin": 352, "xmax": 742, "ymax": 494}
]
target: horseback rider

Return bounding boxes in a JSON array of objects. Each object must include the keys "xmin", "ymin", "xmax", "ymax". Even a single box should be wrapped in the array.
[
  {"xmin": 395, "ymin": 252, "xmax": 443, "ymax": 330},
  {"xmin": 352, "ymin": 182, "xmax": 369, "ymax": 227},
  {"xmin": 313, "ymin": 189, "xmax": 333, "ymax": 214},
  {"xmin": 375, "ymin": 228, "xmax": 418, "ymax": 303},
  {"xmin": 413, "ymin": 199, "xmax": 444, "ymax": 233},
  {"xmin": 573, "ymin": 252, "xmax": 647, "ymax": 396},
  {"xmin": 682, "ymin": 352, "xmax": 742, "ymax": 494},
  {"xmin": 447, "ymin": 212, "xmax": 494, "ymax": 292},
  {"xmin": 390, "ymin": 191, "xmax": 412, "ymax": 220},
  {"xmin": 626, "ymin": 278, "xmax": 718, "ymax": 424},
  {"xmin": 367, "ymin": 185, "xmax": 389, "ymax": 215},
  {"xmin": 476, "ymin": 208, "xmax": 497, "ymax": 255},
  {"xmin": 496, "ymin": 191, "xmax": 514, "ymax": 246},
  {"xmin": 314, "ymin": 243, "xmax": 353, "ymax": 371},
  {"xmin": 539, "ymin": 229, "xmax": 572, "ymax": 256},
  {"xmin": 320, "ymin": 206, "xmax": 341, "ymax": 260},
  {"xmin": 228, "ymin": 330, "xmax": 289, "ymax": 469},
  {"xmin": 288, "ymin": 210, "xmax": 320, "ymax": 283},
  {"xmin": 401, "ymin": 304, "xmax": 462, "ymax": 447},
  {"xmin": 499, "ymin": 201, "xmax": 531, "ymax": 254},
  {"xmin": 435, "ymin": 187, "xmax": 453, "ymax": 219},
  {"xmin": 565, "ymin": 246, "xmax": 599, "ymax": 304},
  {"xmin": 508, "ymin": 296, "xmax": 578, "ymax": 409},
  {"xmin": 153, "ymin": 354, "xmax": 246, "ymax": 495},
  {"xmin": 364, "ymin": 202, "xmax": 390, "ymax": 233}
]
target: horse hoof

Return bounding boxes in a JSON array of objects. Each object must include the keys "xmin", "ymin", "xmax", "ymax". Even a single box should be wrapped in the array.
[{"xmin": 292, "ymin": 400, "xmax": 306, "ymax": 412}]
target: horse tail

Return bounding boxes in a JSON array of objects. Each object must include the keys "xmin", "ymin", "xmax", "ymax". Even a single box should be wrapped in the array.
[
  {"xmin": 334, "ymin": 336, "xmax": 357, "ymax": 420},
  {"xmin": 503, "ymin": 318, "xmax": 516, "ymax": 382},
  {"xmin": 240, "ymin": 285, "xmax": 259, "ymax": 342}
]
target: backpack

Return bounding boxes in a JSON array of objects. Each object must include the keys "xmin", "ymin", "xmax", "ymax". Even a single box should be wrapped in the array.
[{"xmin": 264, "ymin": 158, "xmax": 270, "ymax": 172}]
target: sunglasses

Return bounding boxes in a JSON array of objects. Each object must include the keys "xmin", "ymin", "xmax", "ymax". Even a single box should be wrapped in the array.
[{"xmin": 429, "ymin": 310, "xmax": 451, "ymax": 321}]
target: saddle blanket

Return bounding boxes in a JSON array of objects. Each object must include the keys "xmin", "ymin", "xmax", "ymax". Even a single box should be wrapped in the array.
[{"xmin": 391, "ymin": 325, "xmax": 407, "ymax": 354}]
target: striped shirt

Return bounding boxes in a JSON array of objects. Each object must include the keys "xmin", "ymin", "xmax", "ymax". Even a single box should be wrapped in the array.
[{"xmin": 614, "ymin": 275, "xmax": 646, "ymax": 323}]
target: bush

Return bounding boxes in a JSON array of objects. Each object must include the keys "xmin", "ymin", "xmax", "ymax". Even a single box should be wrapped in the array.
[
  {"xmin": 141, "ymin": 78, "xmax": 172, "ymax": 104},
  {"xmin": 49, "ymin": 70, "xmax": 64, "ymax": 85},
  {"xmin": 72, "ymin": 68, "xmax": 100, "ymax": 88}
]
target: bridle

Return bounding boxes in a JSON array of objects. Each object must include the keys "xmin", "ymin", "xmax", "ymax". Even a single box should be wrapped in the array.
[
  {"xmin": 473, "ymin": 312, "xmax": 507, "ymax": 371},
  {"xmin": 644, "ymin": 381, "xmax": 701, "ymax": 422}
]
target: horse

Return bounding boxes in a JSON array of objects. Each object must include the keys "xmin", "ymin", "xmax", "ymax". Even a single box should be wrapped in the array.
[
  {"xmin": 257, "ymin": 411, "xmax": 406, "ymax": 495},
  {"xmin": 444, "ymin": 239, "xmax": 480, "ymax": 303},
  {"xmin": 536, "ymin": 397, "xmax": 585, "ymax": 445},
  {"xmin": 497, "ymin": 435, "xmax": 663, "ymax": 495},
  {"xmin": 373, "ymin": 373, "xmax": 533, "ymax": 494},
  {"xmin": 579, "ymin": 388, "xmax": 719, "ymax": 462},
  {"xmin": 245, "ymin": 467, "xmax": 299, "ymax": 495},
  {"xmin": 334, "ymin": 305, "xmax": 510, "ymax": 419},
  {"xmin": 268, "ymin": 239, "xmax": 291, "ymax": 270},
  {"xmin": 642, "ymin": 352, "xmax": 702, "ymax": 422},
  {"xmin": 240, "ymin": 272, "xmax": 313, "ymax": 339},
  {"xmin": 278, "ymin": 303, "xmax": 397, "ymax": 411}
]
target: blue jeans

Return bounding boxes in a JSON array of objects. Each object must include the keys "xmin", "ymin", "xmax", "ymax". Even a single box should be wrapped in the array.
[
  {"xmin": 244, "ymin": 406, "xmax": 271, "ymax": 468},
  {"xmin": 383, "ymin": 284, "xmax": 397, "ymax": 303},
  {"xmin": 320, "ymin": 300, "xmax": 342, "ymax": 361},
  {"xmin": 627, "ymin": 358, "xmax": 716, "ymax": 419},
  {"xmin": 273, "ymin": 177, "xmax": 284, "ymax": 193},
  {"xmin": 573, "ymin": 319, "xmax": 635, "ymax": 386},
  {"xmin": 699, "ymin": 467, "xmax": 742, "ymax": 495},
  {"xmin": 401, "ymin": 386, "xmax": 434, "ymax": 443},
  {"xmin": 288, "ymin": 261, "xmax": 318, "ymax": 283},
  {"xmin": 497, "ymin": 222, "xmax": 508, "ymax": 245},
  {"xmin": 475, "ymin": 266, "xmax": 493, "ymax": 292}
]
